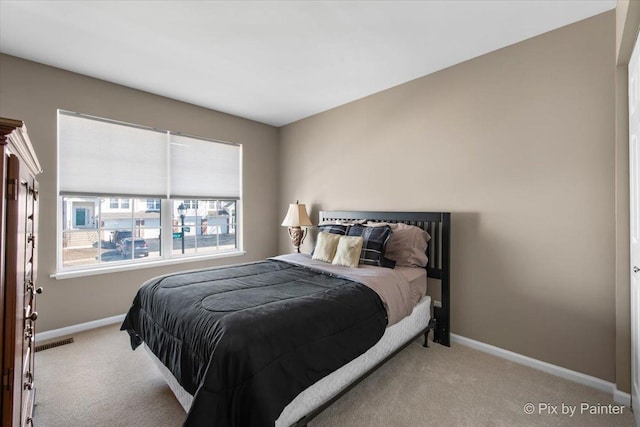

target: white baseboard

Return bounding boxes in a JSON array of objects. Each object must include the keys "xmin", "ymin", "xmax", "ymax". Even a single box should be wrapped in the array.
[
  {"xmin": 613, "ymin": 389, "xmax": 632, "ymax": 407},
  {"xmin": 36, "ymin": 314, "xmax": 126, "ymax": 342},
  {"xmin": 450, "ymin": 334, "xmax": 631, "ymax": 408}
]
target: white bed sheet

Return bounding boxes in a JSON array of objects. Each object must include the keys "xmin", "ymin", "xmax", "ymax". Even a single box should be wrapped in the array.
[{"xmin": 145, "ymin": 295, "xmax": 431, "ymax": 426}]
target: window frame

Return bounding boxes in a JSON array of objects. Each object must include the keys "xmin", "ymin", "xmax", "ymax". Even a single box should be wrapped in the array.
[{"xmin": 54, "ymin": 111, "xmax": 244, "ymax": 278}]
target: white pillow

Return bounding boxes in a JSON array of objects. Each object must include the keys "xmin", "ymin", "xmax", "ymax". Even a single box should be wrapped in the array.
[
  {"xmin": 332, "ymin": 236, "xmax": 364, "ymax": 268},
  {"xmin": 312, "ymin": 232, "xmax": 341, "ymax": 263}
]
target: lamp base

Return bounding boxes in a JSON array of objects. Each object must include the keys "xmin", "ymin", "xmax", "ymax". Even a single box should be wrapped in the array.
[{"xmin": 288, "ymin": 226, "xmax": 307, "ymax": 253}]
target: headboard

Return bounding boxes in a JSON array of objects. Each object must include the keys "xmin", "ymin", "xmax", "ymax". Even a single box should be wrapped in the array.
[{"xmin": 319, "ymin": 211, "xmax": 450, "ymax": 346}]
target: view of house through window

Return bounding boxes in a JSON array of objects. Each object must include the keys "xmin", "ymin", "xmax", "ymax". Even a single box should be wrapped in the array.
[
  {"xmin": 57, "ymin": 110, "xmax": 242, "ymax": 272},
  {"xmin": 172, "ymin": 200, "xmax": 237, "ymax": 256},
  {"xmin": 61, "ymin": 197, "xmax": 237, "ymax": 268}
]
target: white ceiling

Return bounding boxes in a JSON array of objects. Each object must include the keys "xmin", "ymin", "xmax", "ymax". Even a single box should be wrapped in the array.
[{"xmin": 0, "ymin": 1, "xmax": 616, "ymax": 127}]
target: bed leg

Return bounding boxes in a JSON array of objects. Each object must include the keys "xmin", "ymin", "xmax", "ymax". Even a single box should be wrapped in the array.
[{"xmin": 424, "ymin": 318, "xmax": 437, "ymax": 348}]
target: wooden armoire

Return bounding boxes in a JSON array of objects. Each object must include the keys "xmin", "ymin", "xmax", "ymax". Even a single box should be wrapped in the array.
[{"xmin": 0, "ymin": 118, "xmax": 42, "ymax": 427}]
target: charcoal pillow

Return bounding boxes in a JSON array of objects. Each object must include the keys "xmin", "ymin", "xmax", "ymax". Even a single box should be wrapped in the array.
[
  {"xmin": 347, "ymin": 225, "xmax": 395, "ymax": 268},
  {"xmin": 316, "ymin": 224, "xmax": 349, "ymax": 235}
]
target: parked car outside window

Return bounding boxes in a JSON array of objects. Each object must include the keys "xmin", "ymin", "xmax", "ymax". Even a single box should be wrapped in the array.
[
  {"xmin": 111, "ymin": 230, "xmax": 132, "ymax": 246},
  {"xmin": 117, "ymin": 238, "xmax": 149, "ymax": 258}
]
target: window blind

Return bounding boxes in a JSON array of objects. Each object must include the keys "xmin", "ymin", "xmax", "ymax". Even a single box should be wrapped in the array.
[
  {"xmin": 58, "ymin": 111, "xmax": 241, "ymax": 199},
  {"xmin": 170, "ymin": 134, "xmax": 241, "ymax": 199},
  {"xmin": 58, "ymin": 112, "xmax": 167, "ymax": 197}
]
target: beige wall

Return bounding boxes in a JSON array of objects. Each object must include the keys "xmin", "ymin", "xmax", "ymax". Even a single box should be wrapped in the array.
[
  {"xmin": 0, "ymin": 54, "xmax": 280, "ymax": 332},
  {"xmin": 615, "ymin": 64, "xmax": 631, "ymax": 394},
  {"xmin": 279, "ymin": 12, "xmax": 617, "ymax": 383},
  {"xmin": 614, "ymin": 0, "xmax": 640, "ymax": 396}
]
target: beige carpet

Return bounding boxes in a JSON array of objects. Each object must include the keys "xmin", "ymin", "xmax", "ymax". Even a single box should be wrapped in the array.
[{"xmin": 34, "ymin": 324, "xmax": 635, "ymax": 426}]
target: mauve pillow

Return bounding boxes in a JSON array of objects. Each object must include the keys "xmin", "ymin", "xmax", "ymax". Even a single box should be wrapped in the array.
[{"xmin": 366, "ymin": 222, "xmax": 430, "ymax": 267}]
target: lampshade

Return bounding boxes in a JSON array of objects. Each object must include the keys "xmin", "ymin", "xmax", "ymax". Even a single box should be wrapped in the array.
[{"xmin": 281, "ymin": 203, "xmax": 313, "ymax": 227}]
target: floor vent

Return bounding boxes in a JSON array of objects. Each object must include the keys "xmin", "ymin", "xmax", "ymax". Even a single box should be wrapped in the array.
[{"xmin": 35, "ymin": 337, "xmax": 74, "ymax": 352}]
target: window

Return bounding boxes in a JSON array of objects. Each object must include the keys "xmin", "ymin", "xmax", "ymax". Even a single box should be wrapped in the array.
[
  {"xmin": 146, "ymin": 199, "xmax": 161, "ymax": 211},
  {"xmin": 57, "ymin": 111, "xmax": 242, "ymax": 273},
  {"xmin": 61, "ymin": 197, "xmax": 161, "ymax": 266},
  {"xmin": 183, "ymin": 200, "xmax": 199, "ymax": 209},
  {"xmin": 109, "ymin": 198, "xmax": 130, "ymax": 209},
  {"xmin": 172, "ymin": 199, "xmax": 237, "ymax": 256}
]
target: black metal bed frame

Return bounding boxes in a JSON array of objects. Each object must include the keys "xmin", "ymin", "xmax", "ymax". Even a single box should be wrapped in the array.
[{"xmin": 292, "ymin": 210, "xmax": 451, "ymax": 426}]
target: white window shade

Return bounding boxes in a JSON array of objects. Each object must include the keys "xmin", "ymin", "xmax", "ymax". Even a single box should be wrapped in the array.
[
  {"xmin": 58, "ymin": 112, "xmax": 167, "ymax": 197},
  {"xmin": 170, "ymin": 134, "xmax": 241, "ymax": 199}
]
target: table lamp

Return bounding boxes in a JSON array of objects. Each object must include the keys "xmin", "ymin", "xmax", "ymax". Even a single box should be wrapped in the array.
[{"xmin": 281, "ymin": 201, "xmax": 313, "ymax": 253}]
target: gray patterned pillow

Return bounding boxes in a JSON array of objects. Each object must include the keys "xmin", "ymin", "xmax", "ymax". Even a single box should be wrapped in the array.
[
  {"xmin": 347, "ymin": 225, "xmax": 395, "ymax": 268},
  {"xmin": 316, "ymin": 224, "xmax": 349, "ymax": 235}
]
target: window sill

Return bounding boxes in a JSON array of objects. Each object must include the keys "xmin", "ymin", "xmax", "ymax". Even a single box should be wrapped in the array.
[{"xmin": 51, "ymin": 250, "xmax": 247, "ymax": 280}]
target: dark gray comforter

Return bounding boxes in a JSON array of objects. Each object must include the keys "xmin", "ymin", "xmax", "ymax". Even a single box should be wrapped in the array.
[{"xmin": 121, "ymin": 259, "xmax": 387, "ymax": 427}]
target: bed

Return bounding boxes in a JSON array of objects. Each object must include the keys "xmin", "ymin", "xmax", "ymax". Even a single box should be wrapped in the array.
[{"xmin": 121, "ymin": 210, "xmax": 451, "ymax": 426}]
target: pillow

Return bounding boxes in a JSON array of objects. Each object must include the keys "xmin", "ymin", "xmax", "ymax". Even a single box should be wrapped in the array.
[
  {"xmin": 312, "ymin": 225, "xmax": 349, "ymax": 256},
  {"xmin": 347, "ymin": 225, "xmax": 394, "ymax": 268},
  {"xmin": 334, "ymin": 219, "xmax": 367, "ymax": 225},
  {"xmin": 316, "ymin": 224, "xmax": 349, "ymax": 235},
  {"xmin": 311, "ymin": 232, "xmax": 341, "ymax": 263},
  {"xmin": 332, "ymin": 236, "xmax": 364, "ymax": 268},
  {"xmin": 366, "ymin": 222, "xmax": 431, "ymax": 267}
]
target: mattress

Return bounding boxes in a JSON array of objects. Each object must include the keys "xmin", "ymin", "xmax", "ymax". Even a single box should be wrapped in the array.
[
  {"xmin": 145, "ymin": 293, "xmax": 431, "ymax": 426},
  {"xmin": 396, "ymin": 266, "xmax": 427, "ymax": 306}
]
